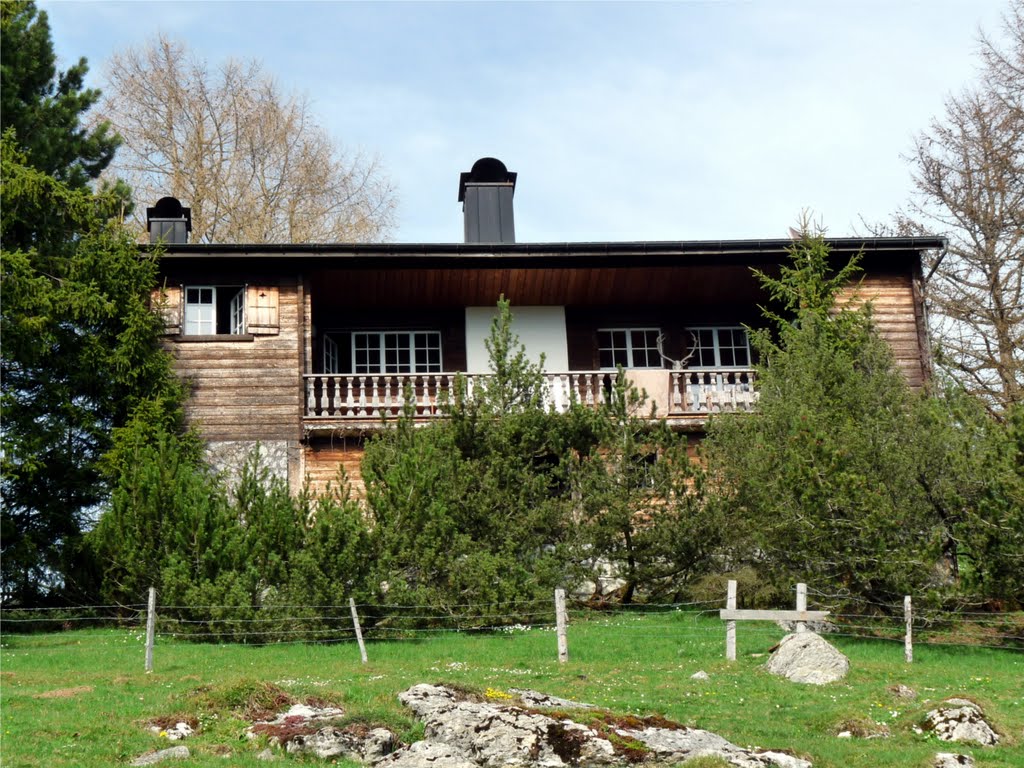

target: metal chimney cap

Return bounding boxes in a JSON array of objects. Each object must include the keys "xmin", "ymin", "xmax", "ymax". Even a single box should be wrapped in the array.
[
  {"xmin": 458, "ymin": 157, "xmax": 517, "ymax": 202},
  {"xmin": 146, "ymin": 196, "xmax": 192, "ymax": 231}
]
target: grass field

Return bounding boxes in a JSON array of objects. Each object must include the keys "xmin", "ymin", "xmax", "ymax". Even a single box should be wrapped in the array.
[{"xmin": 1, "ymin": 611, "xmax": 1021, "ymax": 767}]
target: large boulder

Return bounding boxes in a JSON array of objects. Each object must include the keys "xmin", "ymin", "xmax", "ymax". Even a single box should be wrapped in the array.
[
  {"xmin": 923, "ymin": 699, "xmax": 999, "ymax": 746},
  {"xmin": 764, "ymin": 632, "xmax": 849, "ymax": 685},
  {"xmin": 391, "ymin": 683, "xmax": 811, "ymax": 768}
]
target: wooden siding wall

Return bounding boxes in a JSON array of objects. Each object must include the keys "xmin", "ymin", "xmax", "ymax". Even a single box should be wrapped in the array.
[
  {"xmin": 838, "ymin": 271, "xmax": 928, "ymax": 388},
  {"xmin": 303, "ymin": 437, "xmax": 367, "ymax": 500},
  {"xmin": 167, "ymin": 278, "xmax": 302, "ymax": 442}
]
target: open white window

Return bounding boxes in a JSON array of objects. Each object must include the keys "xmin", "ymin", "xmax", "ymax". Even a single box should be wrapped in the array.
[
  {"xmin": 184, "ymin": 286, "xmax": 245, "ymax": 335},
  {"xmin": 184, "ymin": 287, "xmax": 215, "ymax": 335},
  {"xmin": 597, "ymin": 328, "xmax": 662, "ymax": 369},
  {"xmin": 323, "ymin": 335, "xmax": 340, "ymax": 374}
]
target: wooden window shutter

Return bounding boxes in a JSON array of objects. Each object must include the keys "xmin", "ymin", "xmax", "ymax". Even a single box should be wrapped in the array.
[
  {"xmin": 246, "ymin": 285, "xmax": 280, "ymax": 334},
  {"xmin": 151, "ymin": 284, "xmax": 182, "ymax": 334}
]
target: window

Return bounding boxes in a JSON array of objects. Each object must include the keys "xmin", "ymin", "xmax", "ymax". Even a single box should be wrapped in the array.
[
  {"xmin": 184, "ymin": 286, "xmax": 245, "ymax": 335},
  {"xmin": 597, "ymin": 328, "xmax": 662, "ymax": 369},
  {"xmin": 323, "ymin": 331, "xmax": 442, "ymax": 374},
  {"xmin": 629, "ymin": 450, "xmax": 659, "ymax": 490},
  {"xmin": 323, "ymin": 335, "xmax": 340, "ymax": 374},
  {"xmin": 688, "ymin": 327, "xmax": 751, "ymax": 368}
]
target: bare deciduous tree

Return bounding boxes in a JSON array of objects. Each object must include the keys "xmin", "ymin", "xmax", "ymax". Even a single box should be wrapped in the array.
[
  {"xmin": 97, "ymin": 35, "xmax": 397, "ymax": 244},
  {"xmin": 897, "ymin": 2, "xmax": 1023, "ymax": 412}
]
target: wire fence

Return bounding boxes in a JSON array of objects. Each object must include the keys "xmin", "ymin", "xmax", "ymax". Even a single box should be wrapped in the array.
[{"xmin": 2, "ymin": 586, "xmax": 1021, "ymax": 671}]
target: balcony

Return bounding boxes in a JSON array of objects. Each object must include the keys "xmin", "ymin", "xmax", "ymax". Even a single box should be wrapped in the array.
[{"xmin": 302, "ymin": 369, "xmax": 757, "ymax": 432}]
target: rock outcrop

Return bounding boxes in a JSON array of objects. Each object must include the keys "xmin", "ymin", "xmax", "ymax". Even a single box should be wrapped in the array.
[
  {"xmin": 764, "ymin": 632, "xmax": 849, "ymax": 685},
  {"xmin": 129, "ymin": 746, "xmax": 190, "ymax": 766},
  {"xmin": 243, "ymin": 684, "xmax": 811, "ymax": 767},
  {"xmin": 286, "ymin": 726, "xmax": 397, "ymax": 761},
  {"xmin": 923, "ymin": 699, "xmax": 999, "ymax": 746},
  {"xmin": 386, "ymin": 683, "xmax": 811, "ymax": 768}
]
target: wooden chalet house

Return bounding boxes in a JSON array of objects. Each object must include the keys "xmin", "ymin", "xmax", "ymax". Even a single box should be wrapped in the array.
[{"xmin": 149, "ymin": 158, "xmax": 942, "ymax": 495}]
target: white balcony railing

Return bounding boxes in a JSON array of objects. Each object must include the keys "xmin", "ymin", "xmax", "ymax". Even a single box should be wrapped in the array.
[
  {"xmin": 303, "ymin": 369, "xmax": 758, "ymax": 420},
  {"xmin": 303, "ymin": 371, "xmax": 616, "ymax": 420},
  {"xmin": 669, "ymin": 369, "xmax": 758, "ymax": 413}
]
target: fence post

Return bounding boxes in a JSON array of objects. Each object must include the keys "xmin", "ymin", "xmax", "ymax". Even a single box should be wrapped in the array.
[
  {"xmin": 144, "ymin": 587, "xmax": 156, "ymax": 673},
  {"xmin": 904, "ymin": 595, "xmax": 913, "ymax": 663},
  {"xmin": 350, "ymin": 598, "xmax": 368, "ymax": 664},
  {"xmin": 726, "ymin": 579, "xmax": 737, "ymax": 661},
  {"xmin": 555, "ymin": 588, "xmax": 569, "ymax": 663},
  {"xmin": 795, "ymin": 583, "xmax": 807, "ymax": 633}
]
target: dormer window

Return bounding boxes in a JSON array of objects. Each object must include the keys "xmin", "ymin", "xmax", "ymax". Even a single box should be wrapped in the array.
[{"xmin": 184, "ymin": 286, "xmax": 245, "ymax": 335}]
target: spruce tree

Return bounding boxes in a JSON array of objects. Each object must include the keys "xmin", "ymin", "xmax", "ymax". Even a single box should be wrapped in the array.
[
  {"xmin": 703, "ymin": 236, "xmax": 938, "ymax": 606},
  {"xmin": 1, "ymin": 1, "xmax": 119, "ymax": 192},
  {"xmin": 0, "ymin": 8, "xmax": 178, "ymax": 604}
]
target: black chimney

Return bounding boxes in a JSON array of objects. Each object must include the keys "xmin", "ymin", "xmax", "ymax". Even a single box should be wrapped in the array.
[
  {"xmin": 458, "ymin": 157, "xmax": 516, "ymax": 244},
  {"xmin": 146, "ymin": 197, "xmax": 192, "ymax": 244}
]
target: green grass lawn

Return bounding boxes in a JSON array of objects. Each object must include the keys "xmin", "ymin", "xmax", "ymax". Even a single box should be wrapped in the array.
[{"xmin": 1, "ymin": 611, "xmax": 1021, "ymax": 767}]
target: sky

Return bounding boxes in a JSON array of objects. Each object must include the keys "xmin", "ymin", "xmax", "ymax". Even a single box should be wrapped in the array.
[{"xmin": 39, "ymin": 0, "xmax": 1011, "ymax": 244}]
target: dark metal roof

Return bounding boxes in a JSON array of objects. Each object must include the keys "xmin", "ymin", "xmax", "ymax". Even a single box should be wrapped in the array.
[
  {"xmin": 151, "ymin": 236, "xmax": 945, "ymax": 257},
  {"xmin": 150, "ymin": 236, "xmax": 946, "ymax": 270}
]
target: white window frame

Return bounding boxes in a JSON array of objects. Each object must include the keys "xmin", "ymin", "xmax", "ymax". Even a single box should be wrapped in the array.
[
  {"xmin": 184, "ymin": 286, "xmax": 216, "ymax": 335},
  {"xmin": 686, "ymin": 326, "xmax": 751, "ymax": 369},
  {"xmin": 183, "ymin": 285, "xmax": 245, "ymax": 336},
  {"xmin": 597, "ymin": 327, "xmax": 663, "ymax": 369},
  {"xmin": 229, "ymin": 288, "xmax": 245, "ymax": 335},
  {"xmin": 349, "ymin": 331, "xmax": 442, "ymax": 374},
  {"xmin": 323, "ymin": 334, "xmax": 340, "ymax": 374}
]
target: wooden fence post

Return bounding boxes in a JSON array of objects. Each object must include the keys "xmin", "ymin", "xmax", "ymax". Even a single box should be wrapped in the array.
[
  {"xmin": 555, "ymin": 588, "xmax": 569, "ymax": 663},
  {"xmin": 904, "ymin": 595, "xmax": 913, "ymax": 664},
  {"xmin": 350, "ymin": 598, "xmax": 368, "ymax": 664},
  {"xmin": 144, "ymin": 587, "xmax": 156, "ymax": 673},
  {"xmin": 726, "ymin": 579, "xmax": 737, "ymax": 661},
  {"xmin": 795, "ymin": 583, "xmax": 807, "ymax": 633}
]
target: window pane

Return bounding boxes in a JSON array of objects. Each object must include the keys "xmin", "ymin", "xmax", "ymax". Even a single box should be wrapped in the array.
[
  {"xmin": 352, "ymin": 331, "xmax": 442, "ymax": 373},
  {"xmin": 323, "ymin": 335, "xmax": 340, "ymax": 373},
  {"xmin": 685, "ymin": 327, "xmax": 753, "ymax": 368},
  {"xmin": 229, "ymin": 288, "xmax": 245, "ymax": 334},
  {"xmin": 632, "ymin": 329, "xmax": 660, "ymax": 368},
  {"xmin": 184, "ymin": 287, "xmax": 215, "ymax": 335}
]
